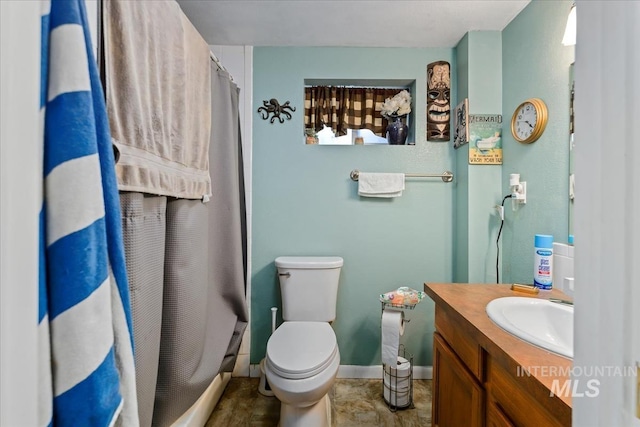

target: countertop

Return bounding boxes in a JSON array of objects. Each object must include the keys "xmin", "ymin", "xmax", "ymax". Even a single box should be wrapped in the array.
[{"xmin": 424, "ymin": 283, "xmax": 573, "ymax": 411}]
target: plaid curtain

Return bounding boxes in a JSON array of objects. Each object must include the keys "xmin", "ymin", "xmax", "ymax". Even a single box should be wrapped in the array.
[{"xmin": 304, "ymin": 86, "xmax": 401, "ymax": 137}]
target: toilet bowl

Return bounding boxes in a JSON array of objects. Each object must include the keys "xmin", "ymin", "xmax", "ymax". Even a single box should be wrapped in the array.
[
  {"xmin": 267, "ymin": 256, "xmax": 343, "ymax": 426},
  {"xmin": 264, "ymin": 321, "xmax": 340, "ymax": 427}
]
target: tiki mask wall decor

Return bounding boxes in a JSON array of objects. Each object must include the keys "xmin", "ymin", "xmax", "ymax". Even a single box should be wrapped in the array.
[{"xmin": 426, "ymin": 61, "xmax": 451, "ymax": 141}]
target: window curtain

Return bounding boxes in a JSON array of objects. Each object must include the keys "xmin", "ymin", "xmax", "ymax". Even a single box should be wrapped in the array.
[{"xmin": 304, "ymin": 86, "xmax": 401, "ymax": 137}]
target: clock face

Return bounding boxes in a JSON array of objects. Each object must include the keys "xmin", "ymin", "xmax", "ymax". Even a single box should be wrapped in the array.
[
  {"xmin": 510, "ymin": 98, "xmax": 548, "ymax": 143},
  {"xmin": 514, "ymin": 102, "xmax": 537, "ymax": 140}
]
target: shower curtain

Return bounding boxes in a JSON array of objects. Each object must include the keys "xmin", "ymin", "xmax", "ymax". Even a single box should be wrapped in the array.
[
  {"xmin": 119, "ymin": 64, "xmax": 247, "ymax": 427},
  {"xmin": 103, "ymin": 1, "xmax": 248, "ymax": 425}
]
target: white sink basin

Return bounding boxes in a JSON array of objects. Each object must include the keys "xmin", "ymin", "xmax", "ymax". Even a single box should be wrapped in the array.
[{"xmin": 486, "ymin": 297, "xmax": 573, "ymax": 359}]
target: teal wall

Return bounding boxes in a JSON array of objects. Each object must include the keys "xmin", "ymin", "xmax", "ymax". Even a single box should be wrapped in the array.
[
  {"xmin": 251, "ymin": 47, "xmax": 455, "ymax": 366},
  {"xmin": 250, "ymin": 0, "xmax": 574, "ymax": 367},
  {"xmin": 501, "ymin": 0, "xmax": 575, "ymax": 284},
  {"xmin": 454, "ymin": 32, "xmax": 504, "ymax": 283},
  {"xmin": 453, "ymin": 35, "xmax": 469, "ymax": 283}
]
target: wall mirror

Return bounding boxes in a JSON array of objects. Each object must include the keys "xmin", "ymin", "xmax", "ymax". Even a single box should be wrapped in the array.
[
  {"xmin": 569, "ymin": 63, "xmax": 575, "ymax": 238},
  {"xmin": 302, "ymin": 79, "xmax": 416, "ymax": 145}
]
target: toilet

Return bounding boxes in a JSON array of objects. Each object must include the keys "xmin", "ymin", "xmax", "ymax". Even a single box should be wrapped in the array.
[{"xmin": 264, "ymin": 256, "xmax": 343, "ymax": 427}]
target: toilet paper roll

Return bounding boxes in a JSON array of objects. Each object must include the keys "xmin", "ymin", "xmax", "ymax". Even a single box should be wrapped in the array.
[
  {"xmin": 381, "ymin": 309, "xmax": 405, "ymax": 367},
  {"xmin": 384, "ymin": 356, "xmax": 411, "ymax": 391},
  {"xmin": 384, "ymin": 383, "xmax": 411, "ymax": 407}
]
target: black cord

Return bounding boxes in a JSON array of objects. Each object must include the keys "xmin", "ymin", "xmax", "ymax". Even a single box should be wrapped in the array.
[{"xmin": 496, "ymin": 194, "xmax": 513, "ymax": 283}]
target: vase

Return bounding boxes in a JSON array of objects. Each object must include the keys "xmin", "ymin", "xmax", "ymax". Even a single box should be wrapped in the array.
[{"xmin": 386, "ymin": 116, "xmax": 409, "ymax": 145}]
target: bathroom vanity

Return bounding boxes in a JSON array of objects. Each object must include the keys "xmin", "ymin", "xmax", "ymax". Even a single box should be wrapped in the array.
[{"xmin": 424, "ymin": 283, "xmax": 572, "ymax": 427}]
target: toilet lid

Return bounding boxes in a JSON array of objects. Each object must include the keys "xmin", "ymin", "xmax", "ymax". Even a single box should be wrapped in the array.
[{"xmin": 266, "ymin": 321, "xmax": 338, "ymax": 380}]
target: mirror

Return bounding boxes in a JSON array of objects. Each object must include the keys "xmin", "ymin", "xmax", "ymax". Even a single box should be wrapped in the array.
[{"xmin": 569, "ymin": 63, "xmax": 575, "ymax": 238}]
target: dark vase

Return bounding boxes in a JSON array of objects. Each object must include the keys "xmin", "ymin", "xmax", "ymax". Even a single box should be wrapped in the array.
[{"xmin": 386, "ymin": 116, "xmax": 409, "ymax": 145}]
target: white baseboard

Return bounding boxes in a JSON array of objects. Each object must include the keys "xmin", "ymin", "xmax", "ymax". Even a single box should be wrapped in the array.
[
  {"xmin": 337, "ymin": 365, "xmax": 432, "ymax": 380},
  {"xmin": 248, "ymin": 364, "xmax": 432, "ymax": 380}
]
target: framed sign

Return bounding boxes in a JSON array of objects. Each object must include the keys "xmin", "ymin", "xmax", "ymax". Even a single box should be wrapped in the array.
[
  {"xmin": 468, "ymin": 114, "xmax": 503, "ymax": 165},
  {"xmin": 453, "ymin": 98, "xmax": 469, "ymax": 149}
]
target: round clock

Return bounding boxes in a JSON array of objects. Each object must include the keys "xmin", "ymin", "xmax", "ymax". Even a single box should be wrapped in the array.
[{"xmin": 510, "ymin": 98, "xmax": 548, "ymax": 144}]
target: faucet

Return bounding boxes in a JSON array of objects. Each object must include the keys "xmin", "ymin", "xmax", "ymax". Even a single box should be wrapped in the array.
[{"xmin": 549, "ymin": 298, "xmax": 573, "ymax": 306}]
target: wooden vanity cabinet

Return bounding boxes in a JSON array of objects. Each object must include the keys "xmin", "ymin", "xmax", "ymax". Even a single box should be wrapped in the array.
[
  {"xmin": 432, "ymin": 304, "xmax": 485, "ymax": 427},
  {"xmin": 428, "ymin": 284, "xmax": 572, "ymax": 427},
  {"xmin": 486, "ymin": 398, "xmax": 515, "ymax": 427},
  {"xmin": 486, "ymin": 354, "xmax": 568, "ymax": 427},
  {"xmin": 432, "ymin": 332, "xmax": 483, "ymax": 426}
]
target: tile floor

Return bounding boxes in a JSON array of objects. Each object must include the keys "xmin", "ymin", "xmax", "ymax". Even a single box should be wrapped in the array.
[{"xmin": 205, "ymin": 377, "xmax": 432, "ymax": 426}]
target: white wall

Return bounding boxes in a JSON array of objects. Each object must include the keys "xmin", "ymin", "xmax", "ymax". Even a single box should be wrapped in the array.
[
  {"xmin": 0, "ymin": 1, "xmax": 42, "ymax": 425},
  {"xmin": 573, "ymin": 1, "xmax": 640, "ymax": 425},
  {"xmin": 0, "ymin": 2, "xmax": 99, "ymax": 424}
]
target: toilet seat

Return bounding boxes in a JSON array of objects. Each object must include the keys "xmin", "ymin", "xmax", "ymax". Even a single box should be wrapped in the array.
[{"xmin": 266, "ymin": 321, "xmax": 338, "ymax": 380}]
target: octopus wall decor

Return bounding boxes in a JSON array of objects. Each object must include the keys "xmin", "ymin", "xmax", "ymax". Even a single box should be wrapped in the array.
[{"xmin": 257, "ymin": 99, "xmax": 296, "ymax": 123}]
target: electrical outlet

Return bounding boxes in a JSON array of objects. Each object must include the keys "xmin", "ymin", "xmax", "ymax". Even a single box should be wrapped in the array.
[
  {"xmin": 511, "ymin": 181, "xmax": 527, "ymax": 211},
  {"xmin": 495, "ymin": 205, "xmax": 504, "ymax": 221},
  {"xmin": 512, "ymin": 181, "xmax": 527, "ymax": 204}
]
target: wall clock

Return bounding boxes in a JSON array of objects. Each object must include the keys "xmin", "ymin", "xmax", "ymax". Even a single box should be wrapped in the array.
[{"xmin": 510, "ymin": 98, "xmax": 548, "ymax": 144}]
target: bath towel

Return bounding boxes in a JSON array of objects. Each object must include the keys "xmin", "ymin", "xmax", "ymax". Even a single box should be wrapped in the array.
[
  {"xmin": 38, "ymin": 1, "xmax": 138, "ymax": 425},
  {"xmin": 358, "ymin": 173, "xmax": 405, "ymax": 198},
  {"xmin": 104, "ymin": 0, "xmax": 212, "ymax": 200}
]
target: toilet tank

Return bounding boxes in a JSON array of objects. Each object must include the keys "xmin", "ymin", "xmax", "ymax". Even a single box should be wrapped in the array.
[{"xmin": 275, "ymin": 256, "xmax": 343, "ymax": 322}]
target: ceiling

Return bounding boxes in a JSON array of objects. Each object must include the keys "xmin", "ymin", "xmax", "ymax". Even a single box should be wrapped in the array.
[{"xmin": 177, "ymin": 0, "xmax": 531, "ymax": 48}]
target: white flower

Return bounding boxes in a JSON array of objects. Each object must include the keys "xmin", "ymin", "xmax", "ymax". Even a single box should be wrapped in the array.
[{"xmin": 380, "ymin": 90, "xmax": 412, "ymax": 118}]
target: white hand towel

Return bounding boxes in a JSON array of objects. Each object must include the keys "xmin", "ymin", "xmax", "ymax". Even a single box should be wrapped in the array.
[{"xmin": 358, "ymin": 173, "xmax": 405, "ymax": 198}]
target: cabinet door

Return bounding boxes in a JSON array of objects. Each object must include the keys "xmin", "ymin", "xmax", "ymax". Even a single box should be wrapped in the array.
[
  {"xmin": 487, "ymin": 356, "xmax": 570, "ymax": 427},
  {"xmin": 487, "ymin": 399, "xmax": 515, "ymax": 427},
  {"xmin": 432, "ymin": 332, "xmax": 484, "ymax": 427}
]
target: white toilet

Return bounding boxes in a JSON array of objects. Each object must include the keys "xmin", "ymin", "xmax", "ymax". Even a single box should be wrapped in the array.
[{"xmin": 264, "ymin": 256, "xmax": 343, "ymax": 427}]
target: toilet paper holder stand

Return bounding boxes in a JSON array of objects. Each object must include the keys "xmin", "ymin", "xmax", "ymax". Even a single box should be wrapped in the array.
[
  {"xmin": 381, "ymin": 302, "xmax": 413, "ymax": 323},
  {"xmin": 382, "ymin": 344, "xmax": 414, "ymax": 411},
  {"xmin": 380, "ymin": 303, "xmax": 414, "ymax": 411}
]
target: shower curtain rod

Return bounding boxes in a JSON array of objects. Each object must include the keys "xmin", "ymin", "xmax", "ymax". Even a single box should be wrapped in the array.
[{"xmin": 210, "ymin": 51, "xmax": 234, "ymax": 82}]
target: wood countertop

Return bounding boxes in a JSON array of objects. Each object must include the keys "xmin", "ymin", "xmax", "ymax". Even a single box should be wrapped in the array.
[{"xmin": 424, "ymin": 283, "xmax": 573, "ymax": 413}]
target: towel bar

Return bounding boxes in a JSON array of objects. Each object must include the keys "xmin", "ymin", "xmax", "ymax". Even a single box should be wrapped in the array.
[{"xmin": 349, "ymin": 169, "xmax": 454, "ymax": 183}]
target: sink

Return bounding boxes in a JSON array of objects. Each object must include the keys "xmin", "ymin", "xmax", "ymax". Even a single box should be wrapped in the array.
[{"xmin": 486, "ymin": 297, "xmax": 573, "ymax": 359}]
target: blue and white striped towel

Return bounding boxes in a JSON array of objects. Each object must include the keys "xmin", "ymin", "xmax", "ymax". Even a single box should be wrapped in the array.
[{"xmin": 38, "ymin": 1, "xmax": 138, "ymax": 425}]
